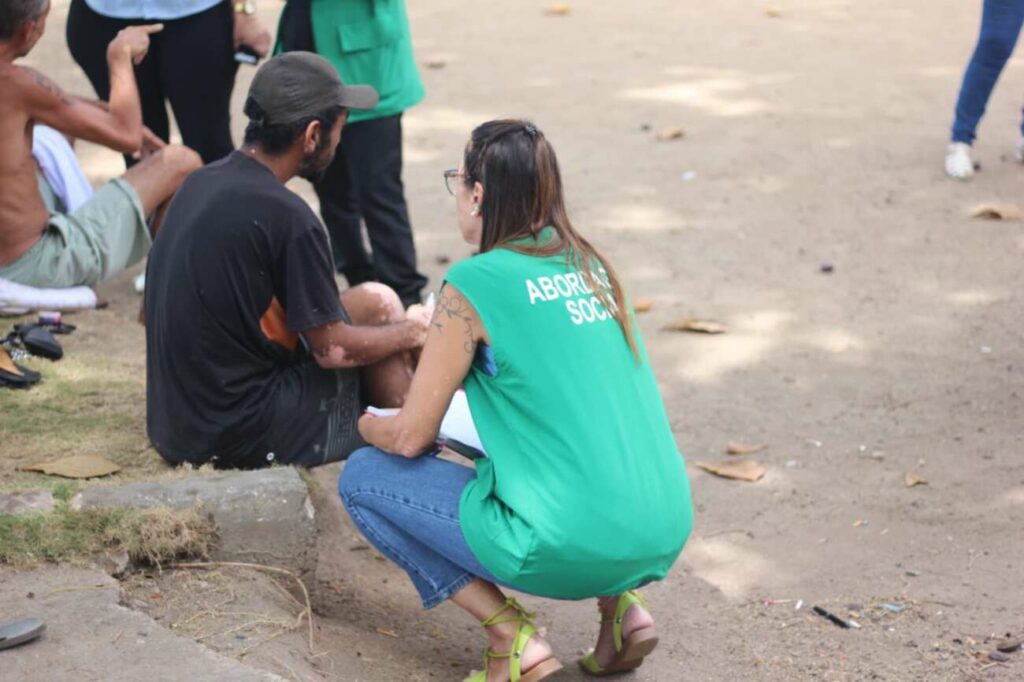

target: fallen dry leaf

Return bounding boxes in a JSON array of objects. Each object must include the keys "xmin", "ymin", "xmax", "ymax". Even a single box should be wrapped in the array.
[
  {"xmin": 662, "ymin": 319, "xmax": 727, "ymax": 334},
  {"xmin": 424, "ymin": 59, "xmax": 447, "ymax": 70},
  {"xmin": 970, "ymin": 203, "xmax": 1024, "ymax": 221},
  {"xmin": 632, "ymin": 298, "xmax": 655, "ymax": 313},
  {"xmin": 655, "ymin": 127, "xmax": 685, "ymax": 141},
  {"xmin": 904, "ymin": 472, "xmax": 928, "ymax": 488},
  {"xmin": 375, "ymin": 627, "xmax": 399, "ymax": 638},
  {"xmin": 20, "ymin": 454, "xmax": 121, "ymax": 479},
  {"xmin": 544, "ymin": 3, "xmax": 571, "ymax": 16},
  {"xmin": 765, "ymin": 7, "xmax": 782, "ymax": 18},
  {"xmin": 852, "ymin": 519, "xmax": 866, "ymax": 528},
  {"xmin": 727, "ymin": 442, "xmax": 768, "ymax": 455},
  {"xmin": 695, "ymin": 460, "xmax": 765, "ymax": 482}
]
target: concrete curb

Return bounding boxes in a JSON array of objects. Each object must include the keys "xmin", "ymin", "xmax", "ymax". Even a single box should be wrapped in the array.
[
  {"xmin": 0, "ymin": 566, "xmax": 286, "ymax": 681},
  {"xmin": 0, "ymin": 489, "xmax": 55, "ymax": 514},
  {"xmin": 70, "ymin": 467, "xmax": 316, "ymax": 577}
]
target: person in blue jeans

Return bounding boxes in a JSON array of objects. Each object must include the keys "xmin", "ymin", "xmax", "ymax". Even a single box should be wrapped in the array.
[
  {"xmin": 947, "ymin": 0, "xmax": 1024, "ymax": 179},
  {"xmin": 338, "ymin": 120, "xmax": 693, "ymax": 682}
]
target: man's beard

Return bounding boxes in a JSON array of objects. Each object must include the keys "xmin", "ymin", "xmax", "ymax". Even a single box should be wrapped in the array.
[{"xmin": 297, "ymin": 142, "xmax": 336, "ymax": 182}]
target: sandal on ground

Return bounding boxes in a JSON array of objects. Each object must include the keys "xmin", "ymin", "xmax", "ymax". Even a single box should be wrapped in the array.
[
  {"xmin": 578, "ymin": 590, "xmax": 659, "ymax": 677},
  {"xmin": 464, "ymin": 598, "xmax": 563, "ymax": 682}
]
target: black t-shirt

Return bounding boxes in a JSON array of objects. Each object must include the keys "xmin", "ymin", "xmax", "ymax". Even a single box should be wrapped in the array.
[{"xmin": 145, "ymin": 151, "xmax": 346, "ymax": 465}]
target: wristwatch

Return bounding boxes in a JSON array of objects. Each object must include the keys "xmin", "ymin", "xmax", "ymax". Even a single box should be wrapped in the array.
[{"xmin": 234, "ymin": 1, "xmax": 256, "ymax": 15}]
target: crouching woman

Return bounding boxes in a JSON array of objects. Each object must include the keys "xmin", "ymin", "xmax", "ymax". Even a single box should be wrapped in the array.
[{"xmin": 338, "ymin": 119, "xmax": 693, "ymax": 682}]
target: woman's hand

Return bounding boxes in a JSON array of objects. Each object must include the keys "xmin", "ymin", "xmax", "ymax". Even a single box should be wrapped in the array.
[{"xmin": 358, "ymin": 411, "xmax": 434, "ymax": 458}]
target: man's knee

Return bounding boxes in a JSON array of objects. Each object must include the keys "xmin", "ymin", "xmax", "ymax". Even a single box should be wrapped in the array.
[
  {"xmin": 123, "ymin": 145, "xmax": 202, "ymax": 201},
  {"xmin": 349, "ymin": 282, "xmax": 405, "ymax": 324},
  {"xmin": 160, "ymin": 144, "xmax": 203, "ymax": 182}
]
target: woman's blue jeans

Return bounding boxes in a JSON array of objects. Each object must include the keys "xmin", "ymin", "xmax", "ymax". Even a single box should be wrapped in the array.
[
  {"xmin": 338, "ymin": 447, "xmax": 503, "ymax": 608},
  {"xmin": 952, "ymin": 0, "xmax": 1024, "ymax": 144}
]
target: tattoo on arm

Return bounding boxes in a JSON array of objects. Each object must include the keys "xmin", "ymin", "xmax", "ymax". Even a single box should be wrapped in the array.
[
  {"xmin": 25, "ymin": 67, "xmax": 74, "ymax": 107},
  {"xmin": 432, "ymin": 293, "xmax": 476, "ymax": 354}
]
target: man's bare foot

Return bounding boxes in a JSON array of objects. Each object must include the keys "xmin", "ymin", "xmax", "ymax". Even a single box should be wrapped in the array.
[
  {"xmin": 591, "ymin": 595, "xmax": 655, "ymax": 668},
  {"xmin": 482, "ymin": 621, "xmax": 556, "ymax": 682}
]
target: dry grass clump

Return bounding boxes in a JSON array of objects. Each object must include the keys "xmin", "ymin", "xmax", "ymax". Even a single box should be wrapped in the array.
[
  {"xmin": 109, "ymin": 507, "xmax": 217, "ymax": 567},
  {"xmin": 0, "ymin": 491, "xmax": 217, "ymax": 567}
]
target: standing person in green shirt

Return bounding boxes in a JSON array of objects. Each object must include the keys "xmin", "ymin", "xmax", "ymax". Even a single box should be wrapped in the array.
[
  {"xmin": 276, "ymin": 0, "xmax": 428, "ymax": 307},
  {"xmin": 338, "ymin": 119, "xmax": 694, "ymax": 682}
]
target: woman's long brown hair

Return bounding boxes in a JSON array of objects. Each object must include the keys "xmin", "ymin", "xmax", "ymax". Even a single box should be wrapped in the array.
[{"xmin": 463, "ymin": 119, "xmax": 638, "ymax": 358}]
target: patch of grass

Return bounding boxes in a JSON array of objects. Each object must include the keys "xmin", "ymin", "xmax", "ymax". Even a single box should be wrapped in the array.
[
  {"xmin": 0, "ymin": 353, "xmax": 169, "ymax": 488},
  {"xmin": 0, "ymin": 497, "xmax": 216, "ymax": 567},
  {"xmin": 52, "ymin": 481, "xmax": 76, "ymax": 503}
]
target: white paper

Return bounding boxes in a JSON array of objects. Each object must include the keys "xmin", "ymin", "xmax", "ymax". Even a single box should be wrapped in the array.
[
  {"xmin": 366, "ymin": 389, "xmax": 486, "ymax": 456},
  {"xmin": 439, "ymin": 390, "xmax": 485, "ymax": 454}
]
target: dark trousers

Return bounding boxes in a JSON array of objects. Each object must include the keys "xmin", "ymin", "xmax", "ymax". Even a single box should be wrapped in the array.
[
  {"xmin": 314, "ymin": 114, "xmax": 428, "ymax": 306},
  {"xmin": 952, "ymin": 0, "xmax": 1024, "ymax": 144},
  {"xmin": 66, "ymin": 0, "xmax": 238, "ymax": 164}
]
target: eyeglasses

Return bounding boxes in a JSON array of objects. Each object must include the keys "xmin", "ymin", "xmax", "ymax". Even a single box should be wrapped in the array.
[{"xmin": 443, "ymin": 168, "xmax": 464, "ymax": 196}]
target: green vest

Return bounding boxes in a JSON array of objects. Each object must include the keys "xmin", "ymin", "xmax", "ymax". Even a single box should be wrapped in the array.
[
  {"xmin": 277, "ymin": 0, "xmax": 425, "ymax": 124},
  {"xmin": 445, "ymin": 230, "xmax": 693, "ymax": 599}
]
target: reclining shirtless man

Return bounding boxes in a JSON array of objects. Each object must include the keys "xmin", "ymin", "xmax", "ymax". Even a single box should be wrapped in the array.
[{"xmin": 0, "ymin": 0, "xmax": 200, "ymax": 288}]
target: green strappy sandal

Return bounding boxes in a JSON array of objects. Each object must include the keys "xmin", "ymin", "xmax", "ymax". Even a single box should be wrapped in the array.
[
  {"xmin": 578, "ymin": 590, "xmax": 659, "ymax": 677},
  {"xmin": 464, "ymin": 598, "xmax": 563, "ymax": 682}
]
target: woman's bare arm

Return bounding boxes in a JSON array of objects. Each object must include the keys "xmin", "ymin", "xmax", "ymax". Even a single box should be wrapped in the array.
[{"xmin": 358, "ymin": 284, "xmax": 488, "ymax": 457}]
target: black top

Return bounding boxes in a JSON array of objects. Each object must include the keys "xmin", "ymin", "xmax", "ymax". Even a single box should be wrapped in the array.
[{"xmin": 145, "ymin": 151, "xmax": 346, "ymax": 465}]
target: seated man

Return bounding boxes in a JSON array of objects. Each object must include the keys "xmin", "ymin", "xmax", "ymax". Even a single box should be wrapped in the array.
[
  {"xmin": 145, "ymin": 52, "xmax": 430, "ymax": 470},
  {"xmin": 0, "ymin": 1, "xmax": 200, "ymax": 288}
]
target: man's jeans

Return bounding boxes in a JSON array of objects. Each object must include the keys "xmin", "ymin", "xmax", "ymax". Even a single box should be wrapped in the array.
[{"xmin": 952, "ymin": 0, "xmax": 1024, "ymax": 144}]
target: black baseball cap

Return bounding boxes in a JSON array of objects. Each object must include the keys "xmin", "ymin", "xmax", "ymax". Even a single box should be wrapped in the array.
[{"xmin": 247, "ymin": 52, "xmax": 379, "ymax": 125}]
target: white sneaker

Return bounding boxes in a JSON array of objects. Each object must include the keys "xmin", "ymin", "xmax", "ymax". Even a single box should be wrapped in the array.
[
  {"xmin": 1015, "ymin": 136, "xmax": 1024, "ymax": 163},
  {"xmin": 133, "ymin": 271, "xmax": 146, "ymax": 294},
  {"xmin": 945, "ymin": 142, "xmax": 974, "ymax": 180}
]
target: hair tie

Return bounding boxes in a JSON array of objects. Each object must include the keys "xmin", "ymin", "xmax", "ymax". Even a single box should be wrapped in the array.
[{"xmin": 524, "ymin": 124, "xmax": 538, "ymax": 138}]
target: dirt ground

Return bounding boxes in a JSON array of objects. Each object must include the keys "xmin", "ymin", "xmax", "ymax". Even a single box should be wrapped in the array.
[{"xmin": 4, "ymin": 0, "xmax": 1024, "ymax": 679}]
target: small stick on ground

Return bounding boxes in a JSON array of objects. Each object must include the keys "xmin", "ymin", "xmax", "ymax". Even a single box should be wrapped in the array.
[
  {"xmin": 266, "ymin": 575, "xmax": 306, "ymax": 612},
  {"xmin": 197, "ymin": 617, "xmax": 294, "ymax": 643},
  {"xmin": 174, "ymin": 561, "xmax": 318, "ymax": 654},
  {"xmin": 44, "ymin": 583, "xmax": 111, "ymax": 598}
]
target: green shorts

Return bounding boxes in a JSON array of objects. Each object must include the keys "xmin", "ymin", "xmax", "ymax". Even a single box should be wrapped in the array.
[{"xmin": 0, "ymin": 178, "xmax": 149, "ymax": 288}]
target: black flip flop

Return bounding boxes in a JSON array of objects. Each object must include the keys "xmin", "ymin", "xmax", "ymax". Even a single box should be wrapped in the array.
[
  {"xmin": 0, "ymin": 618, "xmax": 46, "ymax": 651},
  {"xmin": 12, "ymin": 324, "xmax": 63, "ymax": 360}
]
